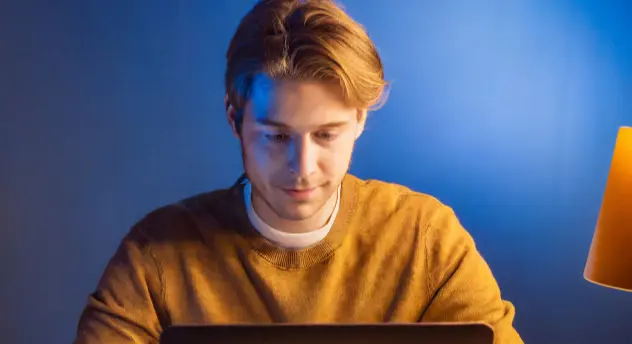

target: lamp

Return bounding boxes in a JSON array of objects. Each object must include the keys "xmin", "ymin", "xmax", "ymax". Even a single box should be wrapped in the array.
[{"xmin": 584, "ymin": 126, "xmax": 632, "ymax": 292}]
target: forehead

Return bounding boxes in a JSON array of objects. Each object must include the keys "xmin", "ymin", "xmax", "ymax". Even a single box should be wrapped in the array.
[{"xmin": 245, "ymin": 74, "xmax": 357, "ymax": 128}]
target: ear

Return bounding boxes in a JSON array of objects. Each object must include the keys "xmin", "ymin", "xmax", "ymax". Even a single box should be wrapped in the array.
[
  {"xmin": 355, "ymin": 109, "xmax": 368, "ymax": 140},
  {"xmin": 225, "ymin": 95, "xmax": 240, "ymax": 139}
]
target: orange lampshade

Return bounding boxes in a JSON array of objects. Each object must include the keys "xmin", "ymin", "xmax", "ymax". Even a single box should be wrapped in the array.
[{"xmin": 584, "ymin": 126, "xmax": 632, "ymax": 292}]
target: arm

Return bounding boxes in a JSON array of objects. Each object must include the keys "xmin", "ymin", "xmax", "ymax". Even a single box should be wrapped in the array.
[
  {"xmin": 74, "ymin": 224, "xmax": 167, "ymax": 344},
  {"xmin": 421, "ymin": 205, "xmax": 523, "ymax": 344}
]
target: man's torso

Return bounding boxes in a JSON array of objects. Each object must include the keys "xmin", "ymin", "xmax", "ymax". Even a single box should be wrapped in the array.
[{"xmin": 142, "ymin": 176, "xmax": 440, "ymax": 325}]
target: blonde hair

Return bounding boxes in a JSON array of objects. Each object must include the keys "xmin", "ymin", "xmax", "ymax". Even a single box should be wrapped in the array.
[{"xmin": 225, "ymin": 0, "xmax": 388, "ymax": 128}]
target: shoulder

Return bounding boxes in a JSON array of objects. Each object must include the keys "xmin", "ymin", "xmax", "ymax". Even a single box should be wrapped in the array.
[
  {"xmin": 128, "ymin": 185, "xmax": 238, "ymax": 246},
  {"xmin": 352, "ymin": 175, "xmax": 477, "ymax": 259},
  {"xmin": 350, "ymin": 175, "xmax": 455, "ymax": 227},
  {"xmin": 349, "ymin": 174, "xmax": 474, "ymax": 244}
]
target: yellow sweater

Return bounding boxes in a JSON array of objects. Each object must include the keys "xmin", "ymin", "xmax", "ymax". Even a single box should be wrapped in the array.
[{"xmin": 75, "ymin": 174, "xmax": 523, "ymax": 343}]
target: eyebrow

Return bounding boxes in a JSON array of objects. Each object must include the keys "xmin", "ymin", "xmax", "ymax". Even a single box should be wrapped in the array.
[{"xmin": 256, "ymin": 118, "xmax": 350, "ymax": 129}]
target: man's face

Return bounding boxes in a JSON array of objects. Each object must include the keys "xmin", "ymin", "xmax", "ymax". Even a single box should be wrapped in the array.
[{"xmin": 227, "ymin": 75, "xmax": 365, "ymax": 223}]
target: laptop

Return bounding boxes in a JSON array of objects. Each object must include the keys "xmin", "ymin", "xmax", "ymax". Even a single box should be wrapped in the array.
[{"xmin": 159, "ymin": 322, "xmax": 494, "ymax": 344}]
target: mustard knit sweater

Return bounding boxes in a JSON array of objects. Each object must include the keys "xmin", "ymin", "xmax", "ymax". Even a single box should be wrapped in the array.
[{"xmin": 75, "ymin": 174, "xmax": 523, "ymax": 343}]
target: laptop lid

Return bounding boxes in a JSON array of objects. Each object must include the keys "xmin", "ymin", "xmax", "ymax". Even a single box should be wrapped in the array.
[{"xmin": 160, "ymin": 322, "xmax": 494, "ymax": 344}]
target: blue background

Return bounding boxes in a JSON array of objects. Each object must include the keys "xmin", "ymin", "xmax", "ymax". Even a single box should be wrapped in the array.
[{"xmin": 2, "ymin": 0, "xmax": 631, "ymax": 343}]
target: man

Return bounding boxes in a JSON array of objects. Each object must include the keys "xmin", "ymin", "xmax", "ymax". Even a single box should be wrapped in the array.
[{"xmin": 75, "ymin": 0, "xmax": 523, "ymax": 343}]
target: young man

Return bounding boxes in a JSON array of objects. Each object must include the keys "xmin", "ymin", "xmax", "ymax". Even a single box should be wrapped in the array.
[{"xmin": 75, "ymin": 1, "xmax": 523, "ymax": 343}]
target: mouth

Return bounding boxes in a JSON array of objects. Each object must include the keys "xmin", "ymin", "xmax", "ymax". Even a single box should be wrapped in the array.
[{"xmin": 282, "ymin": 187, "xmax": 318, "ymax": 200}]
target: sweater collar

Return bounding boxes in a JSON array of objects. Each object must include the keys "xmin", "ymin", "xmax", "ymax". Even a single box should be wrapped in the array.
[{"xmin": 227, "ymin": 174, "xmax": 360, "ymax": 270}]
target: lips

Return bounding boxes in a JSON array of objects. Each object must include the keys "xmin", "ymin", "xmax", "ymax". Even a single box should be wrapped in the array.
[{"xmin": 282, "ymin": 187, "xmax": 317, "ymax": 200}]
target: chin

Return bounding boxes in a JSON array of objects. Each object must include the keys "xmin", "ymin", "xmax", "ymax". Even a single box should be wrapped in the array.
[{"xmin": 275, "ymin": 202, "xmax": 321, "ymax": 221}]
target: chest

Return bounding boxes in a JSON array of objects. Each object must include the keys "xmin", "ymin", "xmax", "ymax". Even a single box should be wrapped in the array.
[{"xmin": 164, "ymin": 246, "xmax": 429, "ymax": 324}]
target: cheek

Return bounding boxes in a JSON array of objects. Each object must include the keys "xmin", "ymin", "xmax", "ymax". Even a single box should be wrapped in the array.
[
  {"xmin": 244, "ymin": 136, "xmax": 282, "ymax": 171},
  {"xmin": 321, "ymin": 139, "xmax": 355, "ymax": 173}
]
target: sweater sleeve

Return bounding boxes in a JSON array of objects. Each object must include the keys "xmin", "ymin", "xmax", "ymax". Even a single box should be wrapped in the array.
[
  {"xmin": 420, "ymin": 205, "xmax": 523, "ymax": 344},
  {"xmin": 74, "ymin": 223, "xmax": 167, "ymax": 344}
]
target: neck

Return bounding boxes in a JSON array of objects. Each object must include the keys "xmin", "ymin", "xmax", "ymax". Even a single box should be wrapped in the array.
[{"xmin": 251, "ymin": 186, "xmax": 339, "ymax": 234}]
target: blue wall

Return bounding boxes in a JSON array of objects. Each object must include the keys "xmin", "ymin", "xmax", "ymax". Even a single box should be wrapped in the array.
[{"xmin": 2, "ymin": 1, "xmax": 631, "ymax": 343}]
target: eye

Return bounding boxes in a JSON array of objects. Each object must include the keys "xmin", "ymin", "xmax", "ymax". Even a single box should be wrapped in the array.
[
  {"xmin": 265, "ymin": 133, "xmax": 290, "ymax": 142},
  {"xmin": 314, "ymin": 131, "xmax": 337, "ymax": 141}
]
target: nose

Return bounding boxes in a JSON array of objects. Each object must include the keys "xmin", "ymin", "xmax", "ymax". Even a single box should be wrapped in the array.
[{"xmin": 288, "ymin": 136, "xmax": 317, "ymax": 178}]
